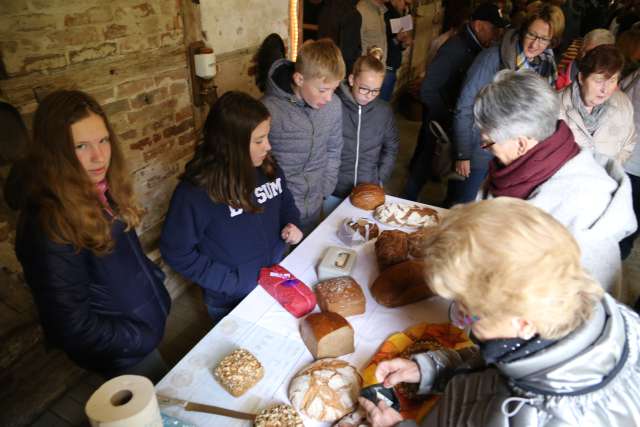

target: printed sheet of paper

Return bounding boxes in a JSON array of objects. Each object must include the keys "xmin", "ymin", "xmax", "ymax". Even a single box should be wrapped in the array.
[{"xmin": 390, "ymin": 15, "xmax": 413, "ymax": 33}]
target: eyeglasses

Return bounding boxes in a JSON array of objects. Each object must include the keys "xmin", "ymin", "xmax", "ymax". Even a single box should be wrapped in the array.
[
  {"xmin": 356, "ymin": 85, "xmax": 381, "ymax": 96},
  {"xmin": 449, "ymin": 301, "xmax": 480, "ymax": 329},
  {"xmin": 525, "ymin": 31, "xmax": 552, "ymax": 46},
  {"xmin": 480, "ymin": 140, "xmax": 495, "ymax": 150}
]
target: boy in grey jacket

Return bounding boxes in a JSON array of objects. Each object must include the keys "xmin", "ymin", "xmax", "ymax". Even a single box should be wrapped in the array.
[{"xmin": 262, "ymin": 39, "xmax": 345, "ymax": 233}]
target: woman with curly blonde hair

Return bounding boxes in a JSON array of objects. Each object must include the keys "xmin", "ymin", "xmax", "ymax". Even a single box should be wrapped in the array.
[
  {"xmin": 359, "ymin": 198, "xmax": 640, "ymax": 427},
  {"xmin": 15, "ymin": 90, "xmax": 171, "ymax": 380}
]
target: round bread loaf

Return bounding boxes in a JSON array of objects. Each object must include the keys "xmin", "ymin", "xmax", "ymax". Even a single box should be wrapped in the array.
[
  {"xmin": 254, "ymin": 404, "xmax": 304, "ymax": 427},
  {"xmin": 370, "ymin": 259, "xmax": 434, "ymax": 307},
  {"xmin": 408, "ymin": 226, "xmax": 437, "ymax": 258},
  {"xmin": 350, "ymin": 183, "xmax": 385, "ymax": 210},
  {"xmin": 375, "ymin": 229, "xmax": 409, "ymax": 270},
  {"xmin": 288, "ymin": 358, "xmax": 362, "ymax": 422},
  {"xmin": 374, "ymin": 202, "xmax": 439, "ymax": 227}
]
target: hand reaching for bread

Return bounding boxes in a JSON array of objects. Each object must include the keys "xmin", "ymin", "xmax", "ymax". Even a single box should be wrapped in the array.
[
  {"xmin": 281, "ymin": 223, "xmax": 303, "ymax": 244},
  {"xmin": 375, "ymin": 358, "xmax": 420, "ymax": 388}
]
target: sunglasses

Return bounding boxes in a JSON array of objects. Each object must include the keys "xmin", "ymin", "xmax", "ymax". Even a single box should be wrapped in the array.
[{"xmin": 480, "ymin": 141, "xmax": 495, "ymax": 150}]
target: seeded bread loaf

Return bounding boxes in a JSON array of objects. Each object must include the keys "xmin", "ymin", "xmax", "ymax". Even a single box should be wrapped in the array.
[
  {"xmin": 315, "ymin": 276, "xmax": 365, "ymax": 317},
  {"xmin": 254, "ymin": 404, "xmax": 304, "ymax": 427},
  {"xmin": 214, "ymin": 349, "xmax": 264, "ymax": 397}
]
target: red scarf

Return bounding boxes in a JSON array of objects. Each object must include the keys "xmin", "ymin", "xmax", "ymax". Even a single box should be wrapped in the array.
[
  {"xmin": 96, "ymin": 179, "xmax": 114, "ymax": 217},
  {"xmin": 486, "ymin": 121, "xmax": 580, "ymax": 199}
]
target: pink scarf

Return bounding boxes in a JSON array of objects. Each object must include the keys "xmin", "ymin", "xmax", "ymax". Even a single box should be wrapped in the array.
[{"xmin": 96, "ymin": 180, "xmax": 114, "ymax": 217}]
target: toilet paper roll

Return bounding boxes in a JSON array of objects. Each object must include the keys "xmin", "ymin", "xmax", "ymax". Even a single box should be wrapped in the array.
[{"xmin": 85, "ymin": 375, "xmax": 163, "ymax": 427}]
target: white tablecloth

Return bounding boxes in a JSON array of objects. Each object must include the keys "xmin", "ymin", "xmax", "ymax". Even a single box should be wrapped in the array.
[{"xmin": 156, "ymin": 196, "xmax": 450, "ymax": 426}]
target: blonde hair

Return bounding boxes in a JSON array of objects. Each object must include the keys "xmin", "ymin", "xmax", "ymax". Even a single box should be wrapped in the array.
[
  {"xmin": 424, "ymin": 198, "xmax": 603, "ymax": 340},
  {"xmin": 351, "ymin": 47, "xmax": 386, "ymax": 77},
  {"xmin": 295, "ymin": 38, "xmax": 346, "ymax": 81},
  {"xmin": 521, "ymin": 2, "xmax": 565, "ymax": 48},
  {"xmin": 26, "ymin": 90, "xmax": 142, "ymax": 255}
]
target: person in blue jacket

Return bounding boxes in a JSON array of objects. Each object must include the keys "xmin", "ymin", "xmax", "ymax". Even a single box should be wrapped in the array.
[
  {"xmin": 450, "ymin": 3, "xmax": 565, "ymax": 205},
  {"xmin": 15, "ymin": 90, "xmax": 171, "ymax": 381},
  {"xmin": 160, "ymin": 91, "xmax": 303, "ymax": 323}
]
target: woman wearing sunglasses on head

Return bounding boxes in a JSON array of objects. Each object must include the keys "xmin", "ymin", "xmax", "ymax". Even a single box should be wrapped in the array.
[
  {"xmin": 358, "ymin": 198, "xmax": 640, "ymax": 427},
  {"xmin": 324, "ymin": 49, "xmax": 399, "ymax": 215},
  {"xmin": 15, "ymin": 90, "xmax": 171, "ymax": 381}
]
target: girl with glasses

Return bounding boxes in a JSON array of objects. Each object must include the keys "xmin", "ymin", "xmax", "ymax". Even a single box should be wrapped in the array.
[{"xmin": 324, "ymin": 49, "xmax": 399, "ymax": 215}]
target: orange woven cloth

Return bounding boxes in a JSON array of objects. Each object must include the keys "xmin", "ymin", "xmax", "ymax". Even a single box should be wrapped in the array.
[{"xmin": 361, "ymin": 323, "xmax": 473, "ymax": 422}]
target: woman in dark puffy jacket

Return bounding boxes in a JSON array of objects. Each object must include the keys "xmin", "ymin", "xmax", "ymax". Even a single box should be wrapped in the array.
[{"xmin": 15, "ymin": 90, "xmax": 171, "ymax": 381}]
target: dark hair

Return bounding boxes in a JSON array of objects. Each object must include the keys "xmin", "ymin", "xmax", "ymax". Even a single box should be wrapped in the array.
[
  {"xmin": 0, "ymin": 102, "xmax": 28, "ymax": 165},
  {"xmin": 577, "ymin": 44, "xmax": 625, "ymax": 79},
  {"xmin": 182, "ymin": 91, "xmax": 274, "ymax": 212},
  {"xmin": 25, "ymin": 90, "xmax": 141, "ymax": 254},
  {"xmin": 250, "ymin": 34, "xmax": 286, "ymax": 93}
]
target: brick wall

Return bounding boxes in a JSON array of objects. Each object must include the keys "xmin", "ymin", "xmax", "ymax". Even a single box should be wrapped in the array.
[{"xmin": 0, "ymin": 1, "xmax": 197, "ymax": 424}]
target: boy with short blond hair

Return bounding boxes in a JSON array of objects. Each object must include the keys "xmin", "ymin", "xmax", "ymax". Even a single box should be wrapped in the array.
[{"xmin": 262, "ymin": 39, "xmax": 345, "ymax": 233}]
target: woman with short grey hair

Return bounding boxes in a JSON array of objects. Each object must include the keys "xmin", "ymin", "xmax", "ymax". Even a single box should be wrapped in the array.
[{"xmin": 476, "ymin": 70, "xmax": 636, "ymax": 293}]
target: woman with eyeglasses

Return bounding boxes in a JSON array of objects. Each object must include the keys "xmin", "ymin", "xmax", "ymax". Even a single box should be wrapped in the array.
[
  {"xmin": 559, "ymin": 44, "xmax": 636, "ymax": 164},
  {"xmin": 358, "ymin": 198, "xmax": 640, "ymax": 427},
  {"xmin": 447, "ymin": 2, "xmax": 565, "ymax": 206},
  {"xmin": 475, "ymin": 70, "xmax": 635, "ymax": 293},
  {"xmin": 324, "ymin": 49, "xmax": 399, "ymax": 214}
]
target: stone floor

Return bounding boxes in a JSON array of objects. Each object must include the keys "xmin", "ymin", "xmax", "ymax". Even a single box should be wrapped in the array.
[{"xmin": 27, "ymin": 112, "xmax": 640, "ymax": 426}]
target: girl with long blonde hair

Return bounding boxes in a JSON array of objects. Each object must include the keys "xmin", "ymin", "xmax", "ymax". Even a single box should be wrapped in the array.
[{"xmin": 15, "ymin": 90, "xmax": 171, "ymax": 380}]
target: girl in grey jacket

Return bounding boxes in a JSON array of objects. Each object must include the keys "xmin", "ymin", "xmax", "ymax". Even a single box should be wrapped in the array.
[{"xmin": 332, "ymin": 51, "xmax": 399, "ymax": 200}]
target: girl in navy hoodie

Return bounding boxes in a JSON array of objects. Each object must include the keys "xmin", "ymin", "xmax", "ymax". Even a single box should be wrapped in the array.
[
  {"xmin": 161, "ymin": 92, "xmax": 302, "ymax": 323},
  {"xmin": 15, "ymin": 90, "xmax": 171, "ymax": 381}
]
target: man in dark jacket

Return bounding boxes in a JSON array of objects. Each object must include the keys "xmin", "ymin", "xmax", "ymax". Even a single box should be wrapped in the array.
[
  {"xmin": 318, "ymin": 0, "xmax": 362, "ymax": 76},
  {"xmin": 403, "ymin": 3, "xmax": 506, "ymax": 202}
]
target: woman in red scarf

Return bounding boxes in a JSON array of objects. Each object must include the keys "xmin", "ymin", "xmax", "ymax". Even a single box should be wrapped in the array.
[
  {"xmin": 15, "ymin": 90, "xmax": 171, "ymax": 381},
  {"xmin": 475, "ymin": 70, "xmax": 635, "ymax": 294}
]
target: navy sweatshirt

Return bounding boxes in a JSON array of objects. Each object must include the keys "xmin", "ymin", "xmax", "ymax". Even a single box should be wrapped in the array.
[
  {"xmin": 15, "ymin": 205, "xmax": 171, "ymax": 377},
  {"xmin": 160, "ymin": 168, "xmax": 301, "ymax": 309}
]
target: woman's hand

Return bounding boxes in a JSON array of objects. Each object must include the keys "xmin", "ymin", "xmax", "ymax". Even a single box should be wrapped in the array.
[
  {"xmin": 358, "ymin": 397, "xmax": 404, "ymax": 427},
  {"xmin": 375, "ymin": 358, "xmax": 420, "ymax": 388},
  {"xmin": 281, "ymin": 223, "xmax": 303, "ymax": 245}
]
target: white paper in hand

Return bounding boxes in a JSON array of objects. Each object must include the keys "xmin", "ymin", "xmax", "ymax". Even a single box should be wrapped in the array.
[{"xmin": 390, "ymin": 15, "xmax": 413, "ymax": 33}]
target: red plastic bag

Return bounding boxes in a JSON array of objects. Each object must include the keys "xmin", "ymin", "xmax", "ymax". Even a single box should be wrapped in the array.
[{"xmin": 258, "ymin": 265, "xmax": 316, "ymax": 318}]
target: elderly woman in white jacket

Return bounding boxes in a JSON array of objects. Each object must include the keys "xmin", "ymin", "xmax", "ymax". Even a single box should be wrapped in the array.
[{"xmin": 558, "ymin": 44, "xmax": 636, "ymax": 163}]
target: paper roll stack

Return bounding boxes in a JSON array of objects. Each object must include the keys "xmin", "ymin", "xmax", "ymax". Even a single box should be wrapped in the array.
[{"xmin": 85, "ymin": 375, "xmax": 163, "ymax": 427}]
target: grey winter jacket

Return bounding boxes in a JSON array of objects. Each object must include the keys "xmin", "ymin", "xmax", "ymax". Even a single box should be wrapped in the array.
[
  {"xmin": 480, "ymin": 148, "xmax": 636, "ymax": 292},
  {"xmin": 261, "ymin": 59, "xmax": 344, "ymax": 222},
  {"xmin": 333, "ymin": 82, "xmax": 399, "ymax": 198},
  {"xmin": 400, "ymin": 294, "xmax": 640, "ymax": 427}
]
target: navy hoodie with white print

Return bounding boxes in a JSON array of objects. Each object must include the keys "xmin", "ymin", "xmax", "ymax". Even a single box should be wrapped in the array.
[{"xmin": 160, "ymin": 167, "xmax": 300, "ymax": 310}]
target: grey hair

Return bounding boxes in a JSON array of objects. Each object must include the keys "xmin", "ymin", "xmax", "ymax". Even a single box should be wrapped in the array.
[
  {"xmin": 473, "ymin": 70, "xmax": 560, "ymax": 144},
  {"xmin": 581, "ymin": 29, "xmax": 615, "ymax": 53}
]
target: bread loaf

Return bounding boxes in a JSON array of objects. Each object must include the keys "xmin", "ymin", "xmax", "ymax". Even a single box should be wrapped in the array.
[
  {"xmin": 371, "ymin": 260, "xmax": 434, "ymax": 307},
  {"xmin": 350, "ymin": 183, "xmax": 385, "ymax": 210},
  {"xmin": 315, "ymin": 277, "xmax": 365, "ymax": 317},
  {"xmin": 288, "ymin": 358, "xmax": 362, "ymax": 422},
  {"xmin": 214, "ymin": 349, "xmax": 264, "ymax": 397},
  {"xmin": 374, "ymin": 202, "xmax": 439, "ymax": 227},
  {"xmin": 254, "ymin": 404, "xmax": 304, "ymax": 427},
  {"xmin": 300, "ymin": 312, "xmax": 354, "ymax": 359},
  {"xmin": 408, "ymin": 226, "xmax": 437, "ymax": 258},
  {"xmin": 375, "ymin": 229, "xmax": 409, "ymax": 270}
]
